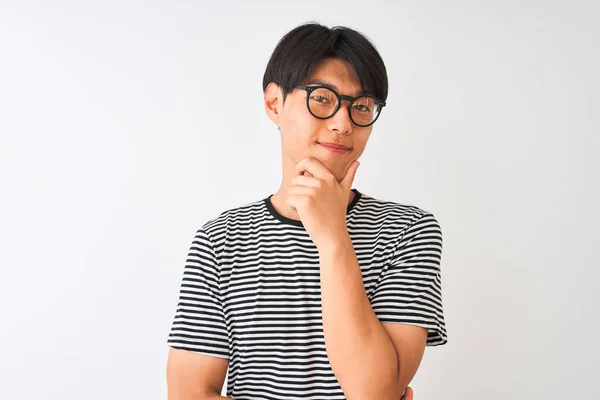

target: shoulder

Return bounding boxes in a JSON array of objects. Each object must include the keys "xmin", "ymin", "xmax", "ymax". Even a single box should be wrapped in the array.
[
  {"xmin": 199, "ymin": 196, "xmax": 269, "ymax": 239},
  {"xmin": 356, "ymin": 191, "xmax": 439, "ymax": 233}
]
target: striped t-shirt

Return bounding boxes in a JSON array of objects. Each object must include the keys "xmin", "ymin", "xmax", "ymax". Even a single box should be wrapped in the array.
[{"xmin": 167, "ymin": 188, "xmax": 447, "ymax": 399}]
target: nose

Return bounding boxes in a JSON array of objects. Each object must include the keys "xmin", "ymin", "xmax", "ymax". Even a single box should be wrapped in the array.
[{"xmin": 327, "ymin": 101, "xmax": 353, "ymax": 135}]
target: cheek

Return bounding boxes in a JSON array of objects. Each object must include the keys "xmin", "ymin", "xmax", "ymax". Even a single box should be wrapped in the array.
[
  {"xmin": 284, "ymin": 107, "xmax": 321, "ymax": 146},
  {"xmin": 356, "ymin": 130, "xmax": 372, "ymax": 149},
  {"xmin": 290, "ymin": 102, "xmax": 318, "ymax": 129}
]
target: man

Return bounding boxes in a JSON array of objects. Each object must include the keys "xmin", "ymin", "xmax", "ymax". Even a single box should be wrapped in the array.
[{"xmin": 166, "ymin": 22, "xmax": 447, "ymax": 400}]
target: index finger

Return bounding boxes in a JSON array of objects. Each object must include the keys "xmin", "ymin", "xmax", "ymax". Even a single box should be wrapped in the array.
[{"xmin": 295, "ymin": 157, "xmax": 331, "ymax": 180}]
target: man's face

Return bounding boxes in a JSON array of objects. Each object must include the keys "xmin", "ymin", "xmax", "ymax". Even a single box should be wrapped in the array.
[{"xmin": 270, "ymin": 58, "xmax": 374, "ymax": 181}]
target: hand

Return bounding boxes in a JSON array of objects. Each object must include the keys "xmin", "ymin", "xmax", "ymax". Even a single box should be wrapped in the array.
[
  {"xmin": 286, "ymin": 157, "xmax": 360, "ymax": 249},
  {"xmin": 401, "ymin": 386, "xmax": 414, "ymax": 400}
]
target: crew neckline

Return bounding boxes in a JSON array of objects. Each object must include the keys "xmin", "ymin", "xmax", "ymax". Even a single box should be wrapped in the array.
[{"xmin": 264, "ymin": 188, "xmax": 362, "ymax": 227}]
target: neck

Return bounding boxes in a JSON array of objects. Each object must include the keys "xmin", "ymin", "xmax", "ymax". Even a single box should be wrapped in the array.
[{"xmin": 270, "ymin": 187, "xmax": 356, "ymax": 222}]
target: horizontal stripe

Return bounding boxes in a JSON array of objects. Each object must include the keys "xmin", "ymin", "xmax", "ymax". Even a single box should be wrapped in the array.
[{"xmin": 167, "ymin": 189, "xmax": 447, "ymax": 399}]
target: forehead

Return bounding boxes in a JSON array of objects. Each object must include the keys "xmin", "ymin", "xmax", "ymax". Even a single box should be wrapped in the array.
[{"xmin": 307, "ymin": 58, "xmax": 365, "ymax": 97}]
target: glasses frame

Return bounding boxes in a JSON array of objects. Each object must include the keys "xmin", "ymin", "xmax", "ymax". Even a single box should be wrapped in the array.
[{"xmin": 295, "ymin": 85, "xmax": 386, "ymax": 127}]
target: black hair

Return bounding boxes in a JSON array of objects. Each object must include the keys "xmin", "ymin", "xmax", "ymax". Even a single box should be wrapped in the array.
[{"xmin": 262, "ymin": 22, "xmax": 388, "ymax": 103}]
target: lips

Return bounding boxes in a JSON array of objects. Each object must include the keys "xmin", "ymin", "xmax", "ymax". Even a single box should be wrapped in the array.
[{"xmin": 319, "ymin": 142, "xmax": 351, "ymax": 150}]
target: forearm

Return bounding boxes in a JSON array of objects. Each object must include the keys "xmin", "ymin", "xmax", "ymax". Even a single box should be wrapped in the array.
[
  {"xmin": 169, "ymin": 393, "xmax": 231, "ymax": 400},
  {"xmin": 318, "ymin": 234, "xmax": 401, "ymax": 399},
  {"xmin": 168, "ymin": 387, "xmax": 231, "ymax": 400}
]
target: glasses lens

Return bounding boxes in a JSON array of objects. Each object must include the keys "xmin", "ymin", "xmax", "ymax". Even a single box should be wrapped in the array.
[
  {"xmin": 351, "ymin": 96, "xmax": 381, "ymax": 126},
  {"xmin": 307, "ymin": 87, "xmax": 339, "ymax": 118}
]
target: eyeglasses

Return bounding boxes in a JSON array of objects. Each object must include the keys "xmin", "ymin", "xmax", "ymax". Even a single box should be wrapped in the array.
[{"xmin": 295, "ymin": 85, "xmax": 386, "ymax": 127}]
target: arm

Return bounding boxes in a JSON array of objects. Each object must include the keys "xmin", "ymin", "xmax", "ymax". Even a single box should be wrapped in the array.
[
  {"xmin": 319, "ymin": 236, "xmax": 427, "ymax": 400},
  {"xmin": 286, "ymin": 159, "xmax": 446, "ymax": 398},
  {"xmin": 167, "ymin": 347, "xmax": 231, "ymax": 400},
  {"xmin": 166, "ymin": 228, "xmax": 232, "ymax": 399}
]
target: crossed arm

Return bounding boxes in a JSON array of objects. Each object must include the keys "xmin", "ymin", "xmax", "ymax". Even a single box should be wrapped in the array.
[{"xmin": 166, "ymin": 344, "xmax": 420, "ymax": 400}]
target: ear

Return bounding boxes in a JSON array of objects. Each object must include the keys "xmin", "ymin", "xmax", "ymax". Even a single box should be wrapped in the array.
[{"xmin": 264, "ymin": 82, "xmax": 283, "ymax": 127}]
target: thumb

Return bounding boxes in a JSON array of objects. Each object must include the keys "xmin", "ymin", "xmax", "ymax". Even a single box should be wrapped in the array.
[
  {"xmin": 340, "ymin": 160, "xmax": 360, "ymax": 191},
  {"xmin": 400, "ymin": 387, "xmax": 414, "ymax": 400}
]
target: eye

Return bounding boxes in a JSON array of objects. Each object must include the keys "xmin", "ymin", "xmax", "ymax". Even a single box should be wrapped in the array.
[
  {"xmin": 352, "ymin": 104, "xmax": 371, "ymax": 112},
  {"xmin": 311, "ymin": 95, "xmax": 332, "ymax": 104}
]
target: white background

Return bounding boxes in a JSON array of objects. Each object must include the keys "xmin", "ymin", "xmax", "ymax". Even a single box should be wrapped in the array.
[{"xmin": 1, "ymin": 1, "xmax": 599, "ymax": 399}]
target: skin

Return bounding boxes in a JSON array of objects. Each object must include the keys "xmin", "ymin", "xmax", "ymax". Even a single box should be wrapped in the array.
[{"xmin": 167, "ymin": 57, "xmax": 425, "ymax": 400}]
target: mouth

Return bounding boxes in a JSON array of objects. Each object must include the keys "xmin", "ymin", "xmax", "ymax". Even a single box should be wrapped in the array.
[{"xmin": 318, "ymin": 142, "xmax": 352, "ymax": 154}]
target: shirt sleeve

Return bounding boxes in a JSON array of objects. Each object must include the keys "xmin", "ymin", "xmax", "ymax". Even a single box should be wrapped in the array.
[
  {"xmin": 167, "ymin": 228, "xmax": 230, "ymax": 359},
  {"xmin": 369, "ymin": 212, "xmax": 448, "ymax": 346}
]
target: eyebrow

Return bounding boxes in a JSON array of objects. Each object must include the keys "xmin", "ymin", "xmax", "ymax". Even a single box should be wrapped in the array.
[{"xmin": 307, "ymin": 79, "xmax": 371, "ymax": 97}]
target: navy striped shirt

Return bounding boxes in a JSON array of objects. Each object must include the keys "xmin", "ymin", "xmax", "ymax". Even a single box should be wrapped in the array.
[{"xmin": 168, "ymin": 189, "xmax": 447, "ymax": 399}]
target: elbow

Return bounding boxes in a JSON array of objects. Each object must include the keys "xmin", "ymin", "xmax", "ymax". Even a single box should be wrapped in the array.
[{"xmin": 344, "ymin": 376, "xmax": 403, "ymax": 400}]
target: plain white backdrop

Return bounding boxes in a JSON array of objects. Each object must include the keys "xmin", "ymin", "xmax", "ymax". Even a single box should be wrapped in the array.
[{"xmin": 1, "ymin": 1, "xmax": 598, "ymax": 399}]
